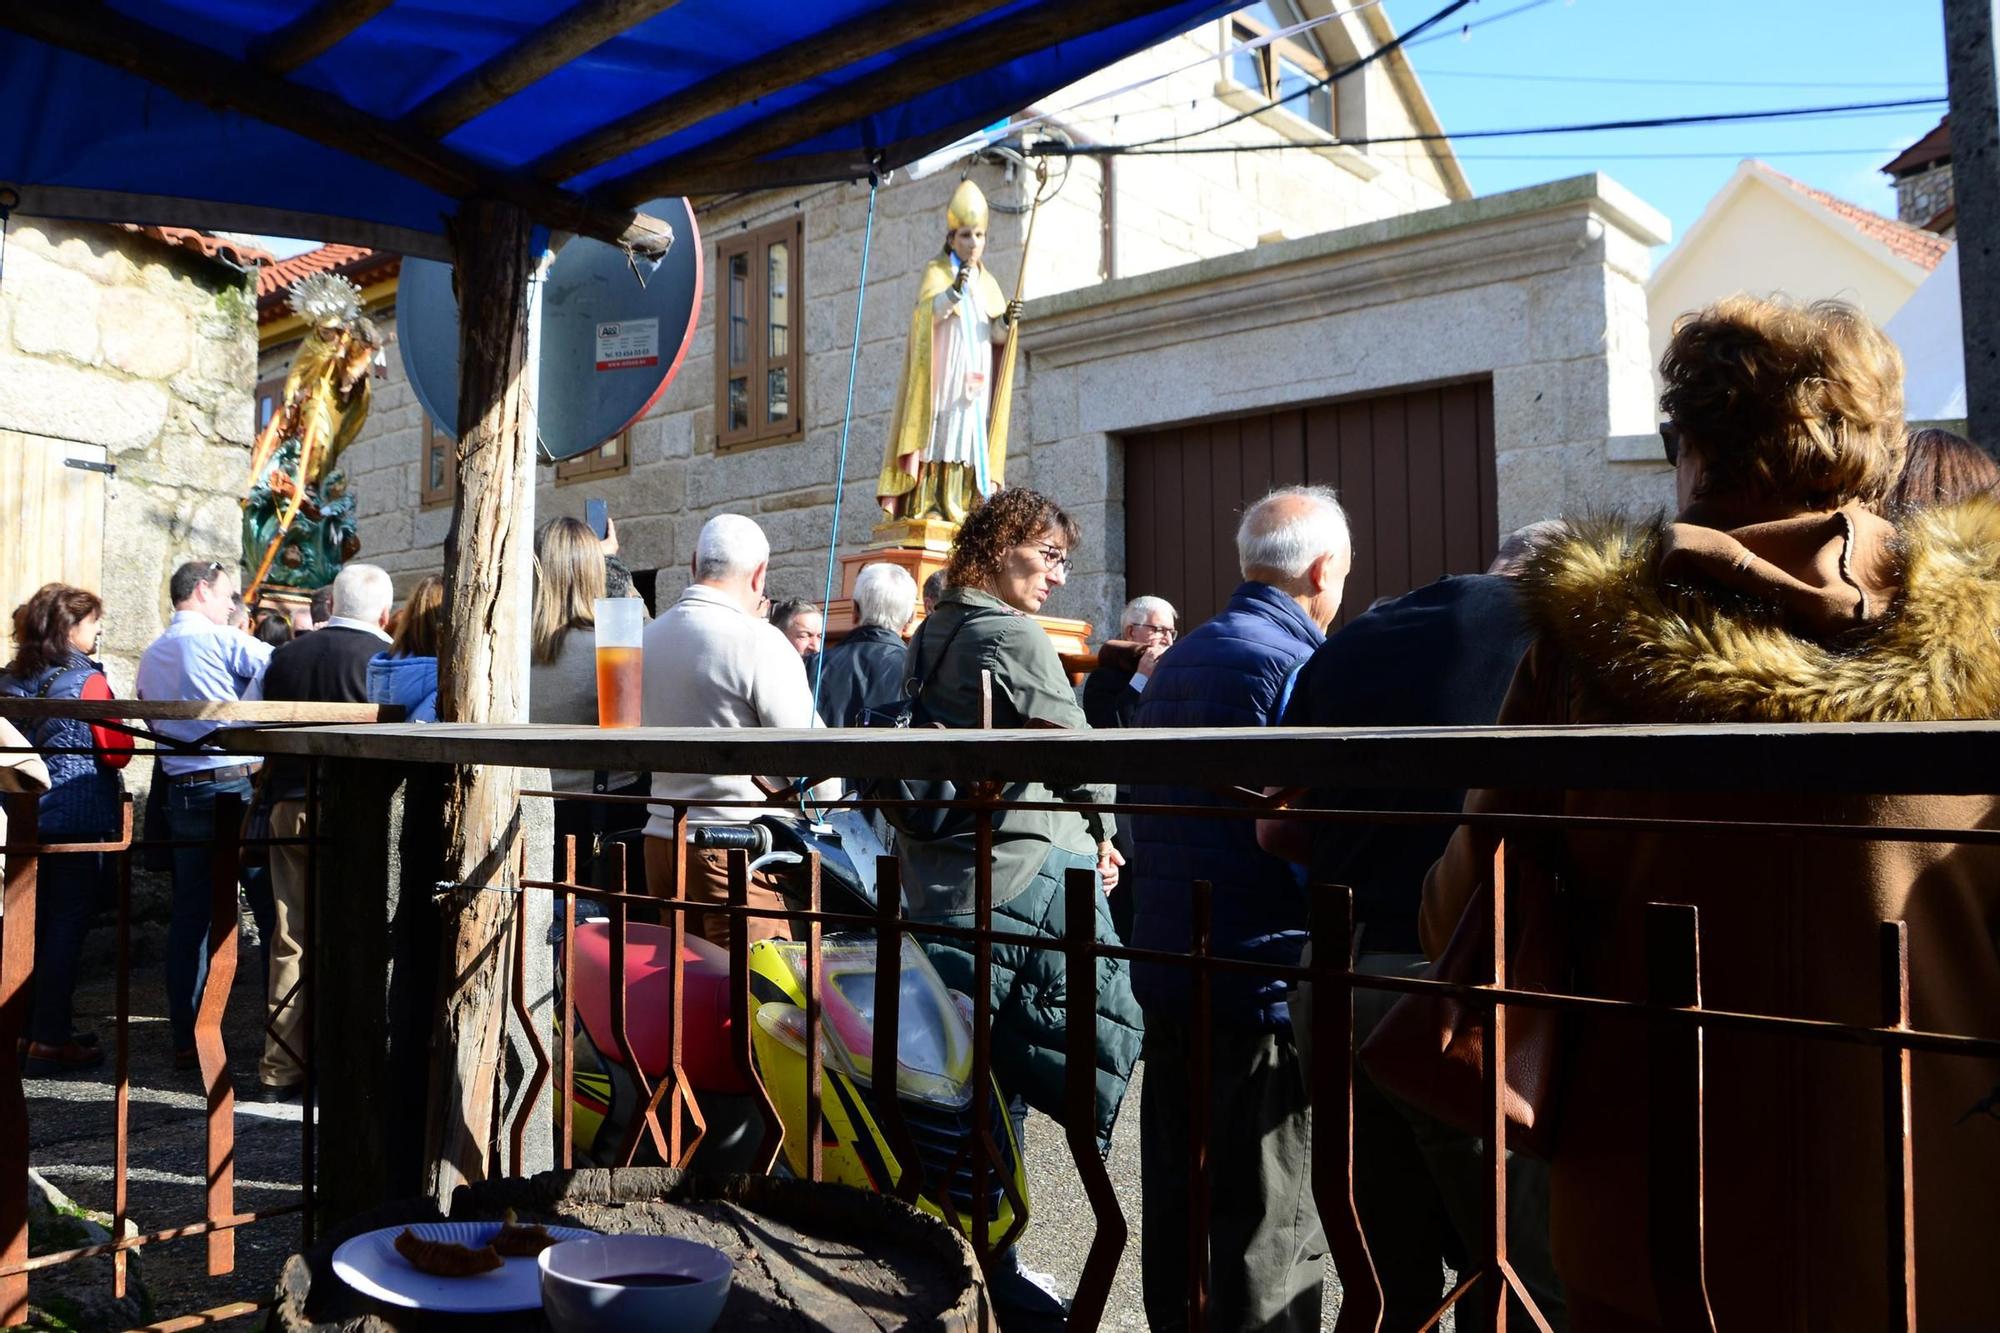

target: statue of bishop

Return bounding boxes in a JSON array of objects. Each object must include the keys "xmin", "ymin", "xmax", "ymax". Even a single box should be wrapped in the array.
[{"xmin": 876, "ymin": 179, "xmax": 1023, "ymax": 526}]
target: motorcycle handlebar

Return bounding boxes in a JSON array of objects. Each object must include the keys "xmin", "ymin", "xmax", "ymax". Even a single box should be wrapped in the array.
[{"xmin": 689, "ymin": 825, "xmax": 767, "ymax": 853}]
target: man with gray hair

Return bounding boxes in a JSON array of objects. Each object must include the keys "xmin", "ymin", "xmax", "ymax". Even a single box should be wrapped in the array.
[
  {"xmin": 253, "ymin": 561, "xmax": 395, "ymax": 1100},
  {"xmin": 1128, "ymin": 485, "xmax": 1351, "ymax": 1332},
  {"xmin": 642, "ymin": 514, "xmax": 824, "ymax": 948},
  {"xmin": 814, "ymin": 563, "xmax": 916, "ymax": 727},
  {"xmin": 1083, "ymin": 593, "xmax": 1178, "ymax": 731}
]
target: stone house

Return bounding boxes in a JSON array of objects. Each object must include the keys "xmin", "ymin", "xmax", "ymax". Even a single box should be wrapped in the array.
[
  {"xmin": 1882, "ymin": 116, "xmax": 1954, "ymax": 236},
  {"xmin": 259, "ymin": 3, "xmax": 1671, "ymax": 634},
  {"xmin": 0, "ymin": 218, "xmax": 261, "ymax": 690}
]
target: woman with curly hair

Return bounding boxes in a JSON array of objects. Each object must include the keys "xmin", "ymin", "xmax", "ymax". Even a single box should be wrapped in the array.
[
  {"xmin": 896, "ymin": 487, "xmax": 1144, "ymax": 1314},
  {"xmin": 0, "ymin": 584, "xmax": 132, "ymax": 1074},
  {"xmin": 1414, "ymin": 296, "xmax": 2000, "ymax": 1329}
]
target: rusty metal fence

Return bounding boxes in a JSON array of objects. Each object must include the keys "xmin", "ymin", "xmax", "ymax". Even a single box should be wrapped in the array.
[
  {"xmin": 0, "ymin": 783, "xmax": 322, "ymax": 1330},
  {"xmin": 5, "ymin": 714, "xmax": 2000, "ymax": 1331}
]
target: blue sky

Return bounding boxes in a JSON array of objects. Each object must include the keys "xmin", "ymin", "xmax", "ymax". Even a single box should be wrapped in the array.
[{"xmin": 1379, "ymin": 0, "xmax": 1948, "ymax": 248}]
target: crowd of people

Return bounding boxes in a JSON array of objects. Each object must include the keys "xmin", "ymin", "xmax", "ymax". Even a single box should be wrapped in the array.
[{"xmin": 7, "ymin": 293, "xmax": 1999, "ymax": 1329}]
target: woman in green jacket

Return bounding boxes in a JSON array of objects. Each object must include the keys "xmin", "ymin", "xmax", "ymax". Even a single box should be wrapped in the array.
[{"xmin": 898, "ymin": 487, "xmax": 1144, "ymax": 1157}]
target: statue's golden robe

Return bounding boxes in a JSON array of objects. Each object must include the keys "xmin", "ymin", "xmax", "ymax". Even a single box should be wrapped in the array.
[{"xmin": 876, "ymin": 255, "xmax": 1013, "ymax": 520}]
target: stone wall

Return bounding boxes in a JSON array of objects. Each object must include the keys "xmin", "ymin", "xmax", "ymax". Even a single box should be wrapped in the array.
[
  {"xmin": 0, "ymin": 218, "xmax": 257, "ymax": 690},
  {"xmin": 1020, "ymin": 174, "xmax": 1674, "ymax": 635}
]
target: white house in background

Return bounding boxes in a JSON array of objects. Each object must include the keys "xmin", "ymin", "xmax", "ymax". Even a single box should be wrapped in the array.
[
  {"xmin": 1885, "ymin": 246, "xmax": 1966, "ymax": 424},
  {"xmin": 1646, "ymin": 159, "xmax": 1951, "ymax": 387}
]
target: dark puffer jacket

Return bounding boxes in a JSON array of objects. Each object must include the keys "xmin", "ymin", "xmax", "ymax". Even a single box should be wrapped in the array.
[
  {"xmin": 918, "ymin": 844, "xmax": 1144, "ymax": 1154},
  {"xmin": 1130, "ymin": 581, "xmax": 1323, "ymax": 1032},
  {"xmin": 0, "ymin": 655, "xmax": 122, "ymax": 837}
]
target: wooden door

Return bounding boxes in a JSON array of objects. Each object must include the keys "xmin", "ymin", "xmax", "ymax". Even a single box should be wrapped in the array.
[
  {"xmin": 1122, "ymin": 379, "xmax": 1495, "ymax": 630},
  {"xmin": 0, "ymin": 429, "xmax": 109, "ymax": 623}
]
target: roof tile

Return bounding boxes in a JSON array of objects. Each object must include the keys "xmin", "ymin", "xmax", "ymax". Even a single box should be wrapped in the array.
[{"xmin": 1763, "ymin": 164, "xmax": 1951, "ymax": 272}]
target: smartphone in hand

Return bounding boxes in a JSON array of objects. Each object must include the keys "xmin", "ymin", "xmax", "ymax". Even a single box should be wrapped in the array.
[{"xmin": 585, "ymin": 498, "xmax": 609, "ymax": 541}]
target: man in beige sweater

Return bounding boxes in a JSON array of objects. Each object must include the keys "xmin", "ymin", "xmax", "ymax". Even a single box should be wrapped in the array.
[{"xmin": 641, "ymin": 513, "xmax": 824, "ymax": 947}]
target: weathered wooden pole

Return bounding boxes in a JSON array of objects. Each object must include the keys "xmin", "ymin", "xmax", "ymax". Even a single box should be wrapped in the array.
[
  {"xmin": 424, "ymin": 196, "xmax": 538, "ymax": 1205},
  {"xmin": 1946, "ymin": 0, "xmax": 2000, "ymax": 443}
]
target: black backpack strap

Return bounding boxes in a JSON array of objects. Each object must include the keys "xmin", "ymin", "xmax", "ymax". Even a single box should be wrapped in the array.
[{"xmin": 900, "ymin": 608, "xmax": 1001, "ymax": 724}]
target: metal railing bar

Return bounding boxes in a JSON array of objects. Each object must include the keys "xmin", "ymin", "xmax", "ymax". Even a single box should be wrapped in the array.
[
  {"xmin": 516, "ymin": 878, "xmax": 2000, "ymax": 1056},
  {"xmin": 0, "ymin": 1207, "xmax": 304, "ymax": 1275},
  {"xmin": 198, "ymin": 795, "xmax": 243, "ymax": 1278},
  {"xmin": 519, "ymin": 787, "xmax": 2000, "ymax": 849},
  {"xmin": 114, "ymin": 844, "xmax": 132, "ymax": 1299},
  {"xmin": 1880, "ymin": 920, "xmax": 1917, "ymax": 1332}
]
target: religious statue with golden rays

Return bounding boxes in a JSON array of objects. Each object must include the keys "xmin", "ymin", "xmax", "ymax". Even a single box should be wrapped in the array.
[
  {"xmin": 241, "ymin": 273, "xmax": 383, "ymax": 600},
  {"xmin": 876, "ymin": 179, "xmax": 1025, "ymax": 529}
]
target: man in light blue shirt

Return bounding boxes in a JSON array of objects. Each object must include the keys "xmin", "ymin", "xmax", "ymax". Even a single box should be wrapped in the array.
[{"xmin": 136, "ymin": 560, "xmax": 272, "ymax": 1065}]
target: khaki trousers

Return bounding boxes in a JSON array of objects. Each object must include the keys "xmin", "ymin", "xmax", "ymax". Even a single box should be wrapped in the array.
[
  {"xmin": 259, "ymin": 799, "xmax": 311, "ymax": 1088},
  {"xmin": 642, "ymin": 836, "xmax": 792, "ymax": 951}
]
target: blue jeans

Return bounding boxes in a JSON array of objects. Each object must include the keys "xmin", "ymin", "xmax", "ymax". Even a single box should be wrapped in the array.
[
  {"xmin": 28, "ymin": 851, "xmax": 109, "ymax": 1046},
  {"xmin": 164, "ymin": 774, "xmax": 254, "ymax": 1052}
]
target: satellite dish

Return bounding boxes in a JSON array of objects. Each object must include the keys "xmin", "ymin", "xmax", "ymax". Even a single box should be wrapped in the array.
[{"xmin": 398, "ymin": 197, "xmax": 703, "ymax": 461}]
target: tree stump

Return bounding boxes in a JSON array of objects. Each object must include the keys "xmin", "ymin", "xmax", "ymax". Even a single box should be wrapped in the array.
[{"xmin": 273, "ymin": 1169, "xmax": 989, "ymax": 1332}]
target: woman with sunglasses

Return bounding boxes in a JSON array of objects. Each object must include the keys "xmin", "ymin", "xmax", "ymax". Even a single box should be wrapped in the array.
[
  {"xmin": 1, "ymin": 584, "xmax": 131, "ymax": 1074},
  {"xmin": 894, "ymin": 486, "xmax": 1143, "ymax": 1315}
]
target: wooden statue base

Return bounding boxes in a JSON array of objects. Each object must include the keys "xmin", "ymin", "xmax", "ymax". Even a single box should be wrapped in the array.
[{"xmin": 826, "ymin": 535, "xmax": 1096, "ymax": 678}]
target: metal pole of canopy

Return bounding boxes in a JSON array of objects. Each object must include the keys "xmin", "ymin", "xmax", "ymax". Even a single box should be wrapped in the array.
[{"xmin": 1945, "ymin": 0, "xmax": 2000, "ymax": 445}]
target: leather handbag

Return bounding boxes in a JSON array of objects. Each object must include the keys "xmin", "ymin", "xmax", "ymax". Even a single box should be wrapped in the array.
[{"xmin": 1357, "ymin": 854, "xmax": 1567, "ymax": 1159}]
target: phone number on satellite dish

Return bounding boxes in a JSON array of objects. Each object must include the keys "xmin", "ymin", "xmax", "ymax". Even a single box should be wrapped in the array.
[{"xmin": 596, "ymin": 319, "xmax": 661, "ymax": 371}]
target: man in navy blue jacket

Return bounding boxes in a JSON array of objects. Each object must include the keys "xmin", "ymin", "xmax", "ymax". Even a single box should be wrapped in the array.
[{"xmin": 1129, "ymin": 486, "xmax": 1351, "ymax": 1333}]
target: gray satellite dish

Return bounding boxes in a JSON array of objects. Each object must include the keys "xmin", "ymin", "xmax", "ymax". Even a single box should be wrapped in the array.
[{"xmin": 399, "ymin": 197, "xmax": 702, "ymax": 461}]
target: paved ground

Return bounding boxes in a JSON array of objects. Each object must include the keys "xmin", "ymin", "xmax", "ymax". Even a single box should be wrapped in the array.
[
  {"xmin": 23, "ymin": 941, "xmax": 306, "ymax": 1323},
  {"xmin": 1014, "ymin": 1063, "xmax": 1357, "ymax": 1331}
]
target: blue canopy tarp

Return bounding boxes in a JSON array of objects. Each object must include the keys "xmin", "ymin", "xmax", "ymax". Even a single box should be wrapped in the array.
[{"xmin": 1, "ymin": 0, "xmax": 1230, "ymax": 257}]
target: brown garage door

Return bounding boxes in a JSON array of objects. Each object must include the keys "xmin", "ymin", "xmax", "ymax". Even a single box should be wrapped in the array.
[{"xmin": 1122, "ymin": 379, "xmax": 1496, "ymax": 631}]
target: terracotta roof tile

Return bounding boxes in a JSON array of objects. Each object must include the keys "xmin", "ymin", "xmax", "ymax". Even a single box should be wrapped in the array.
[
  {"xmin": 113, "ymin": 224, "xmax": 275, "ymax": 268},
  {"xmin": 1762, "ymin": 164, "xmax": 1952, "ymax": 272},
  {"xmin": 255, "ymin": 244, "xmax": 402, "ymax": 320},
  {"xmin": 1882, "ymin": 116, "xmax": 1950, "ymax": 178}
]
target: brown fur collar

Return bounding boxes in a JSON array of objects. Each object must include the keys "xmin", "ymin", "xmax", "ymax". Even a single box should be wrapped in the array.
[{"xmin": 1516, "ymin": 495, "xmax": 2000, "ymax": 722}]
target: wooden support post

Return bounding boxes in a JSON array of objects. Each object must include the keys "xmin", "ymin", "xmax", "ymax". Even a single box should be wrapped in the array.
[
  {"xmin": 1946, "ymin": 0, "xmax": 2000, "ymax": 445},
  {"xmin": 424, "ymin": 196, "xmax": 539, "ymax": 1207}
]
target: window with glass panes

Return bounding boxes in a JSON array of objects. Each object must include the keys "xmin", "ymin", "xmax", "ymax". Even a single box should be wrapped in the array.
[
  {"xmin": 715, "ymin": 217, "xmax": 803, "ymax": 450},
  {"xmin": 554, "ymin": 429, "xmax": 632, "ymax": 483},
  {"xmin": 1228, "ymin": 2, "xmax": 1335, "ymax": 135},
  {"xmin": 419, "ymin": 413, "xmax": 456, "ymax": 508}
]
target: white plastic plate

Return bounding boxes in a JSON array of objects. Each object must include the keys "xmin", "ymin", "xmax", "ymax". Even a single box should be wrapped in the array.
[{"xmin": 331, "ymin": 1220, "xmax": 598, "ymax": 1313}]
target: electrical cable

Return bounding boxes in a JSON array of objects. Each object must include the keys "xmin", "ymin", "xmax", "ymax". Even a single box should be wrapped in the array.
[
  {"xmin": 1033, "ymin": 95, "xmax": 1948, "ymax": 158},
  {"xmin": 808, "ymin": 170, "xmax": 880, "ymax": 773},
  {"xmin": 1112, "ymin": 0, "xmax": 1482, "ymax": 150},
  {"xmin": 1415, "ymin": 68, "xmax": 1945, "ymax": 91},
  {"xmin": 1398, "ymin": 0, "xmax": 1563, "ymax": 51}
]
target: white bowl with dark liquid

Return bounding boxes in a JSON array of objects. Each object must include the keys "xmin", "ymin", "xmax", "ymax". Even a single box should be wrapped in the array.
[{"xmin": 538, "ymin": 1235, "xmax": 732, "ymax": 1333}]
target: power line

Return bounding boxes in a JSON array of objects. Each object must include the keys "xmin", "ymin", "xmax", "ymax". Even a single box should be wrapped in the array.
[
  {"xmin": 1400, "ymin": 0, "xmax": 1564, "ymax": 51},
  {"xmin": 1414, "ymin": 68, "xmax": 1944, "ymax": 92},
  {"xmin": 1034, "ymin": 96, "xmax": 1948, "ymax": 158},
  {"xmin": 1447, "ymin": 146, "xmax": 1916, "ymax": 161},
  {"xmin": 1118, "ymin": 0, "xmax": 1483, "ymax": 151}
]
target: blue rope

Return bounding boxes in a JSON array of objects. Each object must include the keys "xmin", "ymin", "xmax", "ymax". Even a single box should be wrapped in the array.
[{"xmin": 810, "ymin": 174, "xmax": 880, "ymax": 729}]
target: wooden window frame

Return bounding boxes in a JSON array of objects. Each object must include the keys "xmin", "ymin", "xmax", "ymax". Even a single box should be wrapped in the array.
[
  {"xmin": 254, "ymin": 370, "xmax": 288, "ymax": 440},
  {"xmin": 714, "ymin": 216, "xmax": 804, "ymax": 452},
  {"xmin": 420, "ymin": 413, "xmax": 457, "ymax": 508},
  {"xmin": 553, "ymin": 428, "xmax": 634, "ymax": 484},
  {"xmin": 1228, "ymin": 9, "xmax": 1335, "ymax": 136}
]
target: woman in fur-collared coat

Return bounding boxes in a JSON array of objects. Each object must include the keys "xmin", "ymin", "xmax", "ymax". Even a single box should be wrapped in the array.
[{"xmin": 1424, "ymin": 296, "xmax": 2000, "ymax": 1332}]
